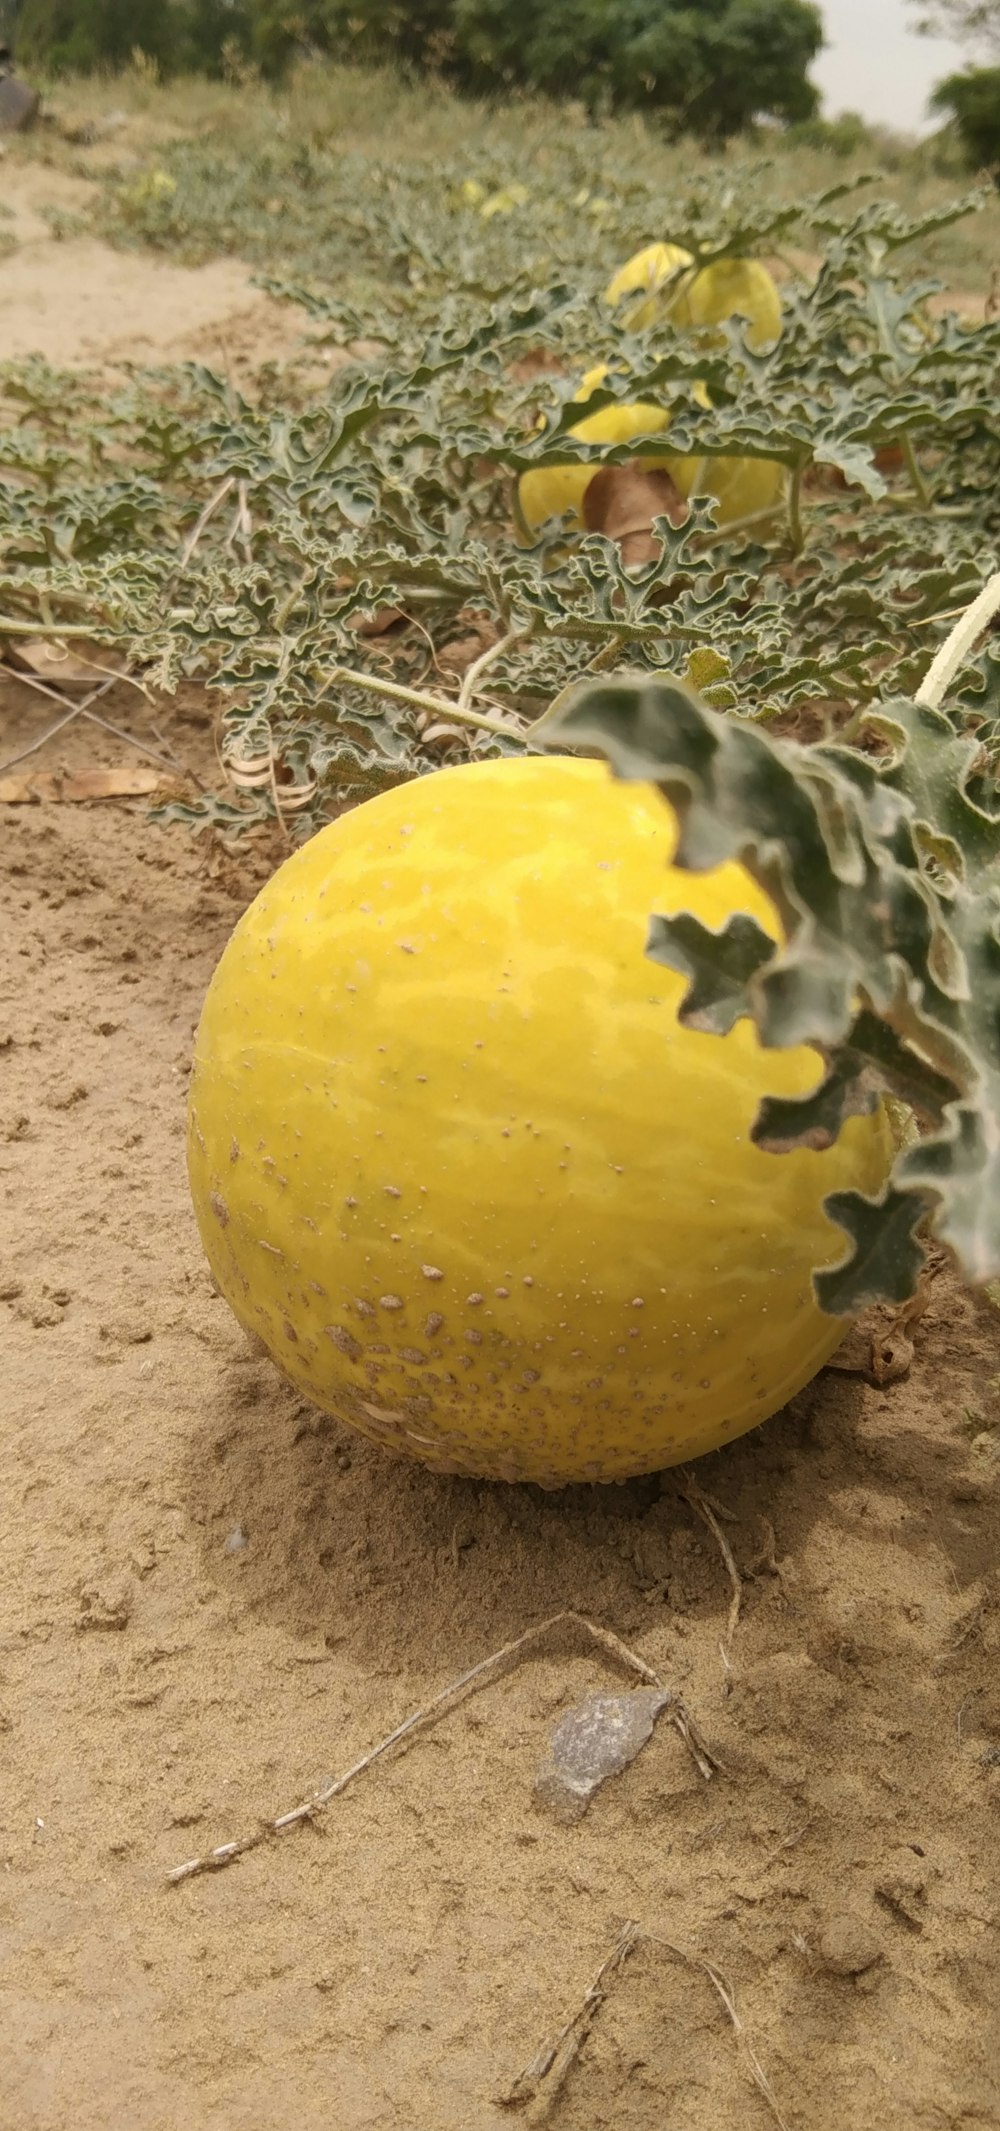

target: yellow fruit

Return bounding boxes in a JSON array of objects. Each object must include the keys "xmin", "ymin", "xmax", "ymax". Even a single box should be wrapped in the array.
[
  {"xmin": 479, "ymin": 181, "xmax": 530, "ymax": 217},
  {"xmin": 516, "ymin": 364, "xmax": 784, "ymax": 535},
  {"xmin": 518, "ymin": 245, "xmax": 785, "ymax": 536},
  {"xmin": 517, "ymin": 361, "xmax": 671, "ymax": 534},
  {"xmin": 606, "ymin": 244, "xmax": 783, "ymax": 351},
  {"xmin": 672, "ymin": 256, "xmax": 783, "ymax": 350},
  {"xmin": 188, "ymin": 756, "xmax": 890, "ymax": 1487},
  {"xmin": 666, "ymin": 383, "xmax": 787, "ymax": 524},
  {"xmin": 605, "ymin": 241, "xmax": 694, "ymax": 331}
]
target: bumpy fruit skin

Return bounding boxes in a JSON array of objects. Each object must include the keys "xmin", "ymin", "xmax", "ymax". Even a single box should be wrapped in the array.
[
  {"xmin": 187, "ymin": 757, "xmax": 890, "ymax": 1488},
  {"xmin": 516, "ymin": 364, "xmax": 784, "ymax": 535},
  {"xmin": 605, "ymin": 240, "xmax": 693, "ymax": 331},
  {"xmin": 606, "ymin": 244, "xmax": 783, "ymax": 351},
  {"xmin": 517, "ymin": 361, "xmax": 672, "ymax": 535}
]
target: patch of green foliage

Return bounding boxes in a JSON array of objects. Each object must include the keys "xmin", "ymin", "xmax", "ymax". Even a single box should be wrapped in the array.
[
  {"xmin": 3, "ymin": 139, "xmax": 1000, "ymax": 1306},
  {"xmin": 931, "ymin": 66, "xmax": 1000, "ymax": 174},
  {"xmin": 285, "ymin": 0, "xmax": 823, "ymax": 133},
  {"xmin": 17, "ymin": 0, "xmax": 823, "ymax": 135},
  {"xmin": 17, "ymin": 0, "xmax": 251, "ymax": 77}
]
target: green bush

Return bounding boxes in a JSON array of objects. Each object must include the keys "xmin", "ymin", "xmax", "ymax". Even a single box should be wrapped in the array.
[
  {"xmin": 17, "ymin": 0, "xmax": 823, "ymax": 138},
  {"xmin": 784, "ymin": 109, "xmax": 874, "ymax": 158},
  {"xmin": 930, "ymin": 66, "xmax": 1000, "ymax": 173},
  {"xmin": 309, "ymin": 0, "xmax": 824, "ymax": 134},
  {"xmin": 17, "ymin": 0, "xmax": 254, "ymax": 76}
]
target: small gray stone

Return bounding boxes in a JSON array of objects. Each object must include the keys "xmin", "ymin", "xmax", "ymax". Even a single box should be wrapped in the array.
[
  {"xmin": 0, "ymin": 75, "xmax": 40, "ymax": 135},
  {"xmin": 534, "ymin": 1688, "xmax": 671, "ymax": 1823}
]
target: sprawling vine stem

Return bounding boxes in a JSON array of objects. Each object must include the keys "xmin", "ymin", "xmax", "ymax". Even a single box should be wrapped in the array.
[
  {"xmin": 318, "ymin": 661, "xmax": 531, "ymax": 742},
  {"xmin": 915, "ymin": 571, "xmax": 1000, "ymax": 710}
]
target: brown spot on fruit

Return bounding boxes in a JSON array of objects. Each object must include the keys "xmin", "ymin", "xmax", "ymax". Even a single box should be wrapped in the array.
[{"xmin": 326, "ymin": 1325, "xmax": 362, "ymax": 1362}]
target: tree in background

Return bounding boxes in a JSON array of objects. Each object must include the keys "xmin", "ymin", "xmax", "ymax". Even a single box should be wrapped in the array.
[
  {"xmin": 18, "ymin": 0, "xmax": 174, "ymax": 70},
  {"xmin": 15, "ymin": 0, "xmax": 823, "ymax": 136},
  {"xmin": 929, "ymin": 63, "xmax": 1000, "ymax": 166},
  {"xmin": 456, "ymin": 0, "xmax": 822, "ymax": 131},
  {"xmin": 908, "ymin": 1, "xmax": 1000, "ymax": 48},
  {"xmin": 17, "ymin": 0, "xmax": 252, "ymax": 73},
  {"xmin": 308, "ymin": 0, "xmax": 823, "ymax": 133},
  {"xmin": 907, "ymin": 0, "xmax": 1000, "ymax": 170}
]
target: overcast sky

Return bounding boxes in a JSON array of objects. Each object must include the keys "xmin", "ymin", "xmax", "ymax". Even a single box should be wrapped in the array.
[{"xmin": 812, "ymin": 0, "xmax": 969, "ymax": 130}]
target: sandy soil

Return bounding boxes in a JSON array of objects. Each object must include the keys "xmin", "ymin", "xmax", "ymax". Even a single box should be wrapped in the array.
[
  {"xmin": 2, "ymin": 145, "xmax": 999, "ymax": 2131},
  {"xmin": 0, "ymin": 154, "xmax": 312, "ymax": 376}
]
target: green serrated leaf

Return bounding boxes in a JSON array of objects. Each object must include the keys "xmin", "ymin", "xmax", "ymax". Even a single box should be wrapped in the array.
[{"xmin": 815, "ymin": 1186, "xmax": 930, "ymax": 1315}]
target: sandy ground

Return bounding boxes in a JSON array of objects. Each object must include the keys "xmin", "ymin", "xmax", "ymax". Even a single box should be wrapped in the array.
[
  {"xmin": 2, "ymin": 142, "xmax": 1000, "ymax": 2131},
  {"xmin": 0, "ymin": 154, "xmax": 311, "ymax": 375}
]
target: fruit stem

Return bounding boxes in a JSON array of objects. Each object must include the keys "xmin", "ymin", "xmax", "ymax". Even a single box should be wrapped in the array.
[{"xmin": 915, "ymin": 572, "xmax": 1000, "ymax": 710}]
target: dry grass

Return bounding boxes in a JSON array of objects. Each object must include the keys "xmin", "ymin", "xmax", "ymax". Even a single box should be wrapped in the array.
[{"xmin": 14, "ymin": 55, "xmax": 1000, "ymax": 286}]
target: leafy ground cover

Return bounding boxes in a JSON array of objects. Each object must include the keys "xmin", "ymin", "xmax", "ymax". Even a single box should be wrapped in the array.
[
  {"xmin": 6, "ymin": 70, "xmax": 1000, "ymax": 1308},
  {"xmin": 4, "ymin": 73, "xmax": 1000, "ymax": 837},
  {"xmin": 2, "ymin": 70, "xmax": 1000, "ymax": 2131}
]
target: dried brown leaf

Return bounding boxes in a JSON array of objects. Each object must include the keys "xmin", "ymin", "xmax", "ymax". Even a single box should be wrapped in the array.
[{"xmin": 582, "ymin": 464, "xmax": 688, "ymax": 565}]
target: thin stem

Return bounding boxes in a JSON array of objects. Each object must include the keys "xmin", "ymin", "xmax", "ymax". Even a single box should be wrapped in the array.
[
  {"xmin": 325, "ymin": 662, "xmax": 530, "ymax": 743},
  {"xmin": 916, "ymin": 572, "xmax": 1000, "ymax": 710},
  {"xmin": 80, "ymin": 706, "xmax": 192, "ymax": 774},
  {"xmin": 902, "ymin": 432, "xmax": 931, "ymax": 511},
  {"xmin": 787, "ymin": 460, "xmax": 805, "ymax": 555},
  {"xmin": 0, "ymin": 702, "xmax": 83, "ymax": 774},
  {"xmin": 456, "ymin": 625, "xmax": 524, "ymax": 712},
  {"xmin": 0, "ymin": 661, "xmax": 184, "ymax": 774},
  {"xmin": 0, "ymin": 675, "xmax": 117, "ymax": 775},
  {"xmin": 177, "ymin": 476, "xmax": 235, "ymax": 572},
  {"xmin": 0, "ymin": 616, "xmax": 101, "ymax": 639}
]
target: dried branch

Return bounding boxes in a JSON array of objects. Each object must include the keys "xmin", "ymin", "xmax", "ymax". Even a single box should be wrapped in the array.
[
  {"xmin": 166, "ymin": 1611, "xmax": 715, "ymax": 1885},
  {"xmin": 504, "ymin": 1921, "xmax": 792, "ymax": 2131},
  {"xmin": 681, "ymin": 1471, "xmax": 744, "ymax": 1665},
  {"xmin": 501, "ymin": 1920, "xmax": 641, "ymax": 2116}
]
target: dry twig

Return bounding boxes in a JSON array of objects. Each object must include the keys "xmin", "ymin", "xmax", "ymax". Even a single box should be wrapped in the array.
[
  {"xmin": 681, "ymin": 1471, "xmax": 743, "ymax": 1666},
  {"xmin": 501, "ymin": 1920, "xmax": 641, "ymax": 2117},
  {"xmin": 166, "ymin": 1610, "xmax": 715, "ymax": 1885},
  {"xmin": 692, "ymin": 1945, "xmax": 792, "ymax": 2131},
  {"xmin": 0, "ymin": 661, "xmax": 195, "ymax": 781},
  {"xmin": 503, "ymin": 1922, "xmax": 792, "ymax": 2131},
  {"xmin": 176, "ymin": 475, "xmax": 236, "ymax": 572}
]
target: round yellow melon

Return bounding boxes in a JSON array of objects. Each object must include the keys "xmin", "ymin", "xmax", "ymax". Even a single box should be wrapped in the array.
[
  {"xmin": 516, "ymin": 364, "xmax": 784, "ymax": 536},
  {"xmin": 517, "ymin": 361, "xmax": 672, "ymax": 536},
  {"xmin": 670, "ymin": 256, "xmax": 783, "ymax": 349},
  {"xmin": 187, "ymin": 756, "xmax": 890, "ymax": 1487},
  {"xmin": 606, "ymin": 244, "xmax": 783, "ymax": 351},
  {"xmin": 605, "ymin": 240, "xmax": 694, "ymax": 331}
]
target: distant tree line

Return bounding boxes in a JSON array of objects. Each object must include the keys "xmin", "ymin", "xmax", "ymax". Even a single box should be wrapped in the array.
[
  {"xmin": 908, "ymin": 0, "xmax": 1000, "ymax": 172},
  {"xmin": 14, "ymin": 0, "xmax": 251, "ymax": 76},
  {"xmin": 13, "ymin": 0, "xmax": 827, "ymax": 139}
]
